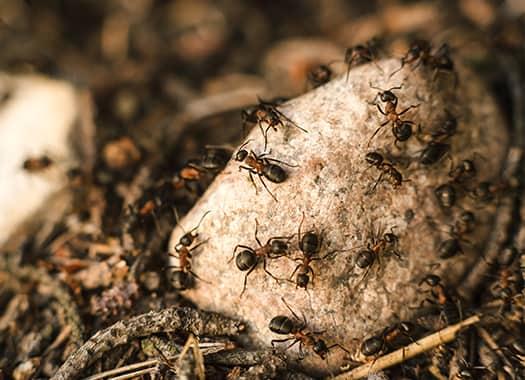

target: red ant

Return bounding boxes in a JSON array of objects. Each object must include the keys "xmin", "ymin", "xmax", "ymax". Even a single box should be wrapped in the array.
[
  {"xmin": 351, "ymin": 226, "xmax": 401, "ymax": 292},
  {"xmin": 241, "ymin": 97, "xmax": 307, "ymax": 150},
  {"xmin": 418, "ymin": 274, "xmax": 462, "ymax": 325},
  {"xmin": 307, "ymin": 64, "xmax": 333, "ymax": 89},
  {"xmin": 364, "ymin": 151, "xmax": 408, "ymax": 194},
  {"xmin": 368, "ymin": 84, "xmax": 419, "ymax": 147},
  {"xmin": 231, "ymin": 219, "xmax": 292, "ymax": 297},
  {"xmin": 234, "ymin": 140, "xmax": 296, "ymax": 202},
  {"xmin": 289, "ymin": 213, "xmax": 337, "ymax": 290},
  {"xmin": 344, "ymin": 38, "xmax": 383, "ymax": 81},
  {"xmin": 168, "ymin": 211, "xmax": 211, "ymax": 290},
  {"xmin": 269, "ymin": 298, "xmax": 349, "ymax": 360},
  {"xmin": 390, "ymin": 39, "xmax": 458, "ymax": 86}
]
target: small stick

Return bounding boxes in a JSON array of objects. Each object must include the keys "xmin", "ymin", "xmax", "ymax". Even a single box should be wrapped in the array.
[
  {"xmin": 52, "ymin": 307, "xmax": 244, "ymax": 380},
  {"xmin": 334, "ymin": 315, "xmax": 480, "ymax": 380}
]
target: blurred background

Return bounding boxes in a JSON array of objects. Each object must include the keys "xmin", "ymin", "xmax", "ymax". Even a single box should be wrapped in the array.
[{"xmin": 0, "ymin": 1, "xmax": 524, "ymax": 379}]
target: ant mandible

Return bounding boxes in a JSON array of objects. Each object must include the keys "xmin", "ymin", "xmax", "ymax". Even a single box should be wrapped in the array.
[
  {"xmin": 269, "ymin": 298, "xmax": 349, "ymax": 360},
  {"xmin": 231, "ymin": 219, "xmax": 292, "ymax": 297},
  {"xmin": 234, "ymin": 140, "xmax": 296, "ymax": 202},
  {"xmin": 368, "ymin": 83, "xmax": 419, "ymax": 147}
]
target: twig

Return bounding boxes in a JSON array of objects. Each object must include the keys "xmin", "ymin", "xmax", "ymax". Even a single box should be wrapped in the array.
[
  {"xmin": 334, "ymin": 315, "xmax": 480, "ymax": 380},
  {"xmin": 52, "ymin": 306, "xmax": 244, "ymax": 380}
]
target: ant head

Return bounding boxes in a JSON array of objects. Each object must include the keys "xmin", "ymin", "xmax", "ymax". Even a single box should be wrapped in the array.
[
  {"xmin": 296, "ymin": 272, "xmax": 310, "ymax": 289},
  {"xmin": 179, "ymin": 232, "xmax": 196, "ymax": 247},
  {"xmin": 383, "ymin": 232, "xmax": 398, "ymax": 244},
  {"xmin": 365, "ymin": 151, "xmax": 383, "ymax": 166},
  {"xmin": 235, "ymin": 149, "xmax": 248, "ymax": 161}
]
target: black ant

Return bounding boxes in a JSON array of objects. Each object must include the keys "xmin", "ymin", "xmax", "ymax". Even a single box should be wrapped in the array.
[
  {"xmin": 390, "ymin": 40, "xmax": 458, "ymax": 86},
  {"xmin": 344, "ymin": 38, "xmax": 383, "ymax": 81},
  {"xmin": 368, "ymin": 84, "xmax": 419, "ymax": 146},
  {"xmin": 417, "ymin": 110, "xmax": 458, "ymax": 144},
  {"xmin": 436, "ymin": 210, "xmax": 475, "ymax": 259},
  {"xmin": 360, "ymin": 321, "xmax": 419, "ymax": 358},
  {"xmin": 289, "ymin": 213, "xmax": 339, "ymax": 290},
  {"xmin": 434, "ymin": 158, "xmax": 478, "ymax": 209},
  {"xmin": 307, "ymin": 64, "xmax": 333, "ymax": 89},
  {"xmin": 390, "ymin": 39, "xmax": 432, "ymax": 78},
  {"xmin": 172, "ymin": 146, "xmax": 232, "ymax": 193},
  {"xmin": 469, "ymin": 178, "xmax": 517, "ymax": 203},
  {"xmin": 351, "ymin": 226, "xmax": 401, "ymax": 291},
  {"xmin": 22, "ymin": 155, "xmax": 53, "ymax": 172},
  {"xmin": 418, "ymin": 141, "xmax": 450, "ymax": 166},
  {"xmin": 269, "ymin": 298, "xmax": 349, "ymax": 360},
  {"xmin": 418, "ymin": 274, "xmax": 462, "ymax": 325},
  {"xmin": 241, "ymin": 97, "xmax": 307, "ymax": 150},
  {"xmin": 231, "ymin": 219, "xmax": 292, "ymax": 297},
  {"xmin": 234, "ymin": 140, "xmax": 296, "ymax": 202},
  {"xmin": 488, "ymin": 246, "xmax": 522, "ymax": 312},
  {"xmin": 364, "ymin": 151, "xmax": 408, "ymax": 194},
  {"xmin": 168, "ymin": 211, "xmax": 211, "ymax": 290}
]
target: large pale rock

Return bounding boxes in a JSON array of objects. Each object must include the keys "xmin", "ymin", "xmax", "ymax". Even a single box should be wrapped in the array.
[
  {"xmin": 168, "ymin": 59, "xmax": 507, "ymax": 375},
  {"xmin": 0, "ymin": 74, "xmax": 81, "ymax": 246}
]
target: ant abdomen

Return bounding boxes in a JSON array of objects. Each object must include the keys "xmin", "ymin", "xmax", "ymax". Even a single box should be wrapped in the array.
[
  {"xmin": 269, "ymin": 315, "xmax": 295, "ymax": 335},
  {"xmin": 235, "ymin": 250, "xmax": 257, "ymax": 271},
  {"xmin": 262, "ymin": 163, "xmax": 287, "ymax": 183}
]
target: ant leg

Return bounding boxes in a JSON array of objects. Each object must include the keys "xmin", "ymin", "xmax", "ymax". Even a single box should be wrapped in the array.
[
  {"xmin": 240, "ymin": 264, "xmax": 257, "ymax": 298},
  {"xmin": 231, "ymin": 245, "xmax": 254, "ymax": 263},
  {"xmin": 289, "ymin": 264, "xmax": 302, "ymax": 280},
  {"xmin": 264, "ymin": 157, "xmax": 298, "ymax": 167},
  {"xmin": 258, "ymin": 174, "xmax": 278, "ymax": 202},
  {"xmin": 254, "ymin": 218, "xmax": 263, "ymax": 247},
  {"xmin": 367, "ymin": 172, "xmax": 384, "ymax": 195},
  {"xmin": 189, "ymin": 270, "xmax": 211, "ymax": 284},
  {"xmin": 388, "ymin": 62, "xmax": 405, "ymax": 79},
  {"xmin": 308, "ymin": 266, "xmax": 316, "ymax": 287},
  {"xmin": 281, "ymin": 297, "xmax": 305, "ymax": 326},
  {"xmin": 285, "ymin": 338, "xmax": 301, "ymax": 351},
  {"xmin": 376, "ymin": 103, "xmax": 387, "ymax": 116},
  {"xmin": 327, "ymin": 343, "xmax": 351, "ymax": 355},
  {"xmin": 273, "ymin": 109, "xmax": 308, "ymax": 133},
  {"xmin": 367, "ymin": 124, "xmax": 388, "ymax": 147},
  {"xmin": 298, "ymin": 342, "xmax": 306, "ymax": 360},
  {"xmin": 262, "ymin": 257, "xmax": 283, "ymax": 283},
  {"xmin": 298, "ymin": 212, "xmax": 305, "ymax": 242},
  {"xmin": 188, "ymin": 239, "xmax": 209, "ymax": 253},
  {"xmin": 398, "ymin": 104, "xmax": 420, "ymax": 116},
  {"xmin": 246, "ymin": 170, "xmax": 259, "ymax": 195},
  {"xmin": 271, "ymin": 337, "xmax": 295, "ymax": 348}
]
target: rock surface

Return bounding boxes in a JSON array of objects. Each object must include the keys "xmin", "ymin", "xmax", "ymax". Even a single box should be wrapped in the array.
[
  {"xmin": 0, "ymin": 74, "xmax": 81, "ymax": 246},
  {"xmin": 168, "ymin": 59, "xmax": 508, "ymax": 375}
]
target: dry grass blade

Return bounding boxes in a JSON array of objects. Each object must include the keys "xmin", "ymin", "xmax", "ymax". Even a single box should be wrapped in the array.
[{"xmin": 334, "ymin": 315, "xmax": 480, "ymax": 379}]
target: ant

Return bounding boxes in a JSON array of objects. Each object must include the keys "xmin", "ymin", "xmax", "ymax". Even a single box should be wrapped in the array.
[
  {"xmin": 22, "ymin": 155, "xmax": 53, "ymax": 172},
  {"xmin": 307, "ymin": 64, "xmax": 332, "ymax": 89},
  {"xmin": 417, "ymin": 110, "xmax": 458, "ymax": 144},
  {"xmin": 368, "ymin": 84, "xmax": 419, "ymax": 146},
  {"xmin": 234, "ymin": 140, "xmax": 296, "ymax": 202},
  {"xmin": 289, "ymin": 213, "xmax": 339, "ymax": 290},
  {"xmin": 351, "ymin": 226, "xmax": 401, "ymax": 291},
  {"xmin": 469, "ymin": 177, "xmax": 517, "ymax": 203},
  {"xmin": 364, "ymin": 151, "xmax": 408, "ymax": 194},
  {"xmin": 168, "ymin": 211, "xmax": 211, "ymax": 290},
  {"xmin": 435, "ymin": 210, "xmax": 475, "ymax": 259},
  {"xmin": 269, "ymin": 298, "xmax": 349, "ymax": 360},
  {"xmin": 418, "ymin": 141, "xmax": 450, "ymax": 166},
  {"xmin": 231, "ymin": 219, "xmax": 292, "ymax": 297},
  {"xmin": 360, "ymin": 321, "xmax": 419, "ymax": 358},
  {"xmin": 390, "ymin": 40, "xmax": 458, "ymax": 86},
  {"xmin": 344, "ymin": 38, "xmax": 383, "ymax": 82},
  {"xmin": 434, "ymin": 158, "xmax": 479, "ymax": 209},
  {"xmin": 241, "ymin": 97, "xmax": 307, "ymax": 150},
  {"xmin": 173, "ymin": 146, "xmax": 232, "ymax": 193},
  {"xmin": 418, "ymin": 274, "xmax": 462, "ymax": 325},
  {"xmin": 489, "ymin": 246, "xmax": 522, "ymax": 312}
]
